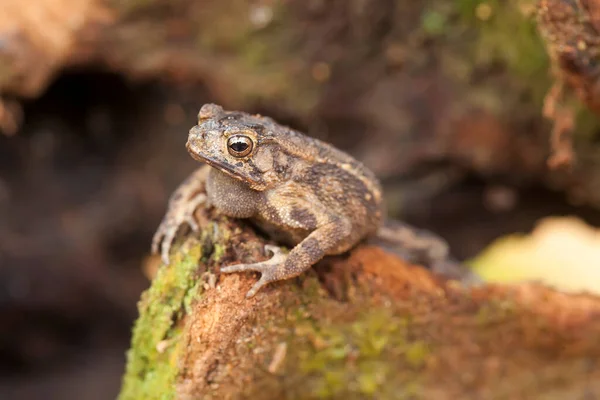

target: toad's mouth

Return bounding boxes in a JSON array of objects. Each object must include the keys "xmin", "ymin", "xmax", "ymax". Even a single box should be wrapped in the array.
[{"xmin": 187, "ymin": 147, "xmax": 262, "ymax": 188}]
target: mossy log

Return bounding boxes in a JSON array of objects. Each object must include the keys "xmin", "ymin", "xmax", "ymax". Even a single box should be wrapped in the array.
[{"xmin": 119, "ymin": 208, "xmax": 600, "ymax": 400}]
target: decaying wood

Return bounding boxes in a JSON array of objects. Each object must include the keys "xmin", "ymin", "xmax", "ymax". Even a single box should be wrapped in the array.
[{"xmin": 119, "ymin": 209, "xmax": 600, "ymax": 400}]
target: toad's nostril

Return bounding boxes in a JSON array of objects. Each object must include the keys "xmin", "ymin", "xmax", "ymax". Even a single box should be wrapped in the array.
[{"xmin": 188, "ymin": 125, "xmax": 204, "ymax": 140}]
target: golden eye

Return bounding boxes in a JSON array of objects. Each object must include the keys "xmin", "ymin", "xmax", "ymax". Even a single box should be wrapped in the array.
[{"xmin": 227, "ymin": 135, "xmax": 253, "ymax": 157}]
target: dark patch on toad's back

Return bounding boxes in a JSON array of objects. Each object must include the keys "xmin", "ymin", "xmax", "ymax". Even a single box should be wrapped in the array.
[
  {"xmin": 258, "ymin": 202, "xmax": 284, "ymax": 226},
  {"xmin": 302, "ymin": 163, "xmax": 379, "ymax": 214},
  {"xmin": 290, "ymin": 207, "xmax": 318, "ymax": 230}
]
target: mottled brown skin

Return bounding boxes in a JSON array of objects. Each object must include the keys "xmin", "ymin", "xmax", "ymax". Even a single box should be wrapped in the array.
[{"xmin": 152, "ymin": 104, "xmax": 453, "ymax": 297}]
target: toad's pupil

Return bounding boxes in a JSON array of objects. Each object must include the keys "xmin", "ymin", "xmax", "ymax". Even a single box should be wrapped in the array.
[
  {"xmin": 227, "ymin": 135, "xmax": 253, "ymax": 157},
  {"xmin": 230, "ymin": 141, "xmax": 248, "ymax": 152}
]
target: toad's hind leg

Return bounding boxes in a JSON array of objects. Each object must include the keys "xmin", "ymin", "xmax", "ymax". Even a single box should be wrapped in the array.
[
  {"xmin": 375, "ymin": 221, "xmax": 449, "ymax": 265},
  {"xmin": 374, "ymin": 220, "xmax": 480, "ymax": 283},
  {"xmin": 221, "ymin": 218, "xmax": 353, "ymax": 298}
]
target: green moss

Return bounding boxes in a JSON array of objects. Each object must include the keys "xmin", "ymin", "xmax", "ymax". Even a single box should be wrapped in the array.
[
  {"xmin": 194, "ymin": 2, "xmax": 320, "ymax": 113},
  {"xmin": 204, "ymin": 220, "xmax": 233, "ymax": 261},
  {"xmin": 404, "ymin": 341, "xmax": 430, "ymax": 369},
  {"xmin": 458, "ymin": 0, "xmax": 550, "ymax": 102},
  {"xmin": 421, "ymin": 9, "xmax": 448, "ymax": 36},
  {"xmin": 183, "ymin": 279, "xmax": 202, "ymax": 315},
  {"xmin": 573, "ymin": 103, "xmax": 600, "ymax": 139},
  {"xmin": 446, "ymin": 1, "xmax": 600, "ymax": 140},
  {"xmin": 292, "ymin": 308, "xmax": 427, "ymax": 399},
  {"xmin": 118, "ymin": 240, "xmax": 203, "ymax": 400},
  {"xmin": 212, "ymin": 242, "xmax": 227, "ymax": 262}
]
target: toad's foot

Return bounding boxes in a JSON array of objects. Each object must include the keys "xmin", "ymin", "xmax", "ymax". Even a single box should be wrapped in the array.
[
  {"xmin": 151, "ymin": 192, "xmax": 207, "ymax": 265},
  {"xmin": 223, "ymin": 219, "xmax": 351, "ymax": 298},
  {"xmin": 220, "ymin": 245, "xmax": 288, "ymax": 298},
  {"xmin": 374, "ymin": 220, "xmax": 480, "ymax": 283},
  {"xmin": 151, "ymin": 166, "xmax": 210, "ymax": 264},
  {"xmin": 375, "ymin": 221, "xmax": 449, "ymax": 266}
]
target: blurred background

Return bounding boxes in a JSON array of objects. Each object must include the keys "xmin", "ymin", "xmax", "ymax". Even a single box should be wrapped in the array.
[{"xmin": 2, "ymin": 0, "xmax": 600, "ymax": 399}]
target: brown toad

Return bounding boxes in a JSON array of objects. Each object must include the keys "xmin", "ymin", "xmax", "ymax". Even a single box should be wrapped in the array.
[{"xmin": 152, "ymin": 104, "xmax": 454, "ymax": 297}]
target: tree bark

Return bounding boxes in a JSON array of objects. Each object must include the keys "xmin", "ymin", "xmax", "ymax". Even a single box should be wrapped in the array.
[{"xmin": 119, "ymin": 209, "xmax": 600, "ymax": 400}]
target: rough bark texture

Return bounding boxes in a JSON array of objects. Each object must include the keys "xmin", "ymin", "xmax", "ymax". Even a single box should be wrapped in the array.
[{"xmin": 118, "ymin": 208, "xmax": 600, "ymax": 400}]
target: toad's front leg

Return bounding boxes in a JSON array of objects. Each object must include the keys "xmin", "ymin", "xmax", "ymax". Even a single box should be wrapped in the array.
[
  {"xmin": 152, "ymin": 165, "xmax": 210, "ymax": 265},
  {"xmin": 221, "ymin": 218, "xmax": 353, "ymax": 298}
]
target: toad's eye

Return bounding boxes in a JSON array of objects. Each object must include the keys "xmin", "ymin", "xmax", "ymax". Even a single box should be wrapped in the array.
[{"xmin": 227, "ymin": 135, "xmax": 253, "ymax": 157}]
